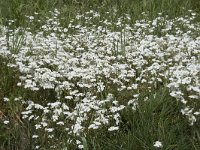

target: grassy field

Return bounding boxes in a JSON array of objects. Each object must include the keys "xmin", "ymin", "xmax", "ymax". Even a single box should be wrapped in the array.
[{"xmin": 0, "ymin": 0, "xmax": 200, "ymax": 149}]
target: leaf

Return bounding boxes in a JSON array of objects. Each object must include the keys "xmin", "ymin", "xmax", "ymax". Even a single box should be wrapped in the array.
[{"xmin": 81, "ymin": 137, "xmax": 88, "ymax": 150}]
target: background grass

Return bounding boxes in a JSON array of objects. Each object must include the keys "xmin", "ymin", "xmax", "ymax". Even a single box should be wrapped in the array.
[
  {"xmin": 1, "ymin": 0, "xmax": 200, "ymax": 27},
  {"xmin": 0, "ymin": 0, "xmax": 200, "ymax": 150}
]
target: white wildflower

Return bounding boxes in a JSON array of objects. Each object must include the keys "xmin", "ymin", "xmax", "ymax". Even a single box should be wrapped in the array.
[
  {"xmin": 108, "ymin": 126, "xmax": 119, "ymax": 131},
  {"xmin": 32, "ymin": 135, "xmax": 39, "ymax": 138},
  {"xmin": 3, "ymin": 120, "xmax": 9, "ymax": 124},
  {"xmin": 153, "ymin": 141, "xmax": 163, "ymax": 148}
]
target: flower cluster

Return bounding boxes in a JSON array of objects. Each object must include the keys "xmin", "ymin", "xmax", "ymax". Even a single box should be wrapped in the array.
[{"xmin": 0, "ymin": 9, "xmax": 199, "ymax": 149}]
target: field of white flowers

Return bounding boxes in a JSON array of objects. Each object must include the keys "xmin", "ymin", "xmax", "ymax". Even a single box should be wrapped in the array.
[{"xmin": 0, "ymin": 9, "xmax": 200, "ymax": 149}]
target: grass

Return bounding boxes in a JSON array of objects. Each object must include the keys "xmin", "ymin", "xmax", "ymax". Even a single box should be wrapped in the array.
[
  {"xmin": 0, "ymin": 0, "xmax": 200, "ymax": 150},
  {"xmin": 1, "ymin": 0, "xmax": 200, "ymax": 27},
  {"xmin": 85, "ymin": 88, "xmax": 196, "ymax": 150}
]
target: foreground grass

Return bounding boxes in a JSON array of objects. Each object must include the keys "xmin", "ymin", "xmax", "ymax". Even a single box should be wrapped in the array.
[
  {"xmin": 0, "ymin": 0, "xmax": 200, "ymax": 150},
  {"xmin": 86, "ymin": 88, "xmax": 197, "ymax": 150}
]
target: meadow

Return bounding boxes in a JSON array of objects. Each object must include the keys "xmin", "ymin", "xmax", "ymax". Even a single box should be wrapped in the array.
[{"xmin": 0, "ymin": 0, "xmax": 200, "ymax": 149}]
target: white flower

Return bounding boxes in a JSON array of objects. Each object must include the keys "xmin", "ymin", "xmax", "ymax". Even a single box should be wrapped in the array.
[
  {"xmin": 153, "ymin": 141, "xmax": 163, "ymax": 148},
  {"xmin": 78, "ymin": 145, "xmax": 84, "ymax": 149},
  {"xmin": 41, "ymin": 122, "xmax": 48, "ymax": 127},
  {"xmin": 35, "ymin": 146, "xmax": 40, "ymax": 149},
  {"xmin": 35, "ymin": 124, "xmax": 41, "ymax": 130},
  {"xmin": 32, "ymin": 135, "xmax": 39, "ymax": 138},
  {"xmin": 45, "ymin": 128, "xmax": 54, "ymax": 133},
  {"xmin": 64, "ymin": 28, "xmax": 68, "ymax": 33},
  {"xmin": 3, "ymin": 97, "xmax": 9, "ymax": 102},
  {"xmin": 108, "ymin": 126, "xmax": 119, "ymax": 131},
  {"xmin": 29, "ymin": 16, "xmax": 34, "ymax": 20},
  {"xmin": 65, "ymin": 96, "xmax": 73, "ymax": 100},
  {"xmin": 88, "ymin": 124, "xmax": 99, "ymax": 129},
  {"xmin": 56, "ymin": 121, "xmax": 64, "ymax": 125},
  {"xmin": 76, "ymin": 140, "xmax": 81, "ymax": 145},
  {"xmin": 28, "ymin": 115, "xmax": 34, "ymax": 120},
  {"xmin": 17, "ymin": 82, "xmax": 22, "ymax": 86},
  {"xmin": 34, "ymin": 104, "xmax": 44, "ymax": 109},
  {"xmin": 3, "ymin": 120, "xmax": 9, "ymax": 124}
]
